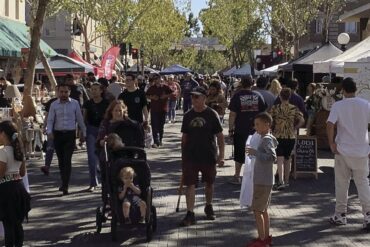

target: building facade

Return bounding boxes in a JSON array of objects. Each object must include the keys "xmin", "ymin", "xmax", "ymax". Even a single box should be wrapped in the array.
[
  {"xmin": 29, "ymin": 8, "xmax": 107, "ymax": 62},
  {"xmin": 0, "ymin": 0, "xmax": 25, "ymax": 23},
  {"xmin": 300, "ymin": 0, "xmax": 369, "ymax": 52}
]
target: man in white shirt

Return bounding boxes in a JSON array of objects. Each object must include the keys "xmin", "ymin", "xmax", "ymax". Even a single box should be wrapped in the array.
[
  {"xmin": 47, "ymin": 84, "xmax": 86, "ymax": 195},
  {"xmin": 327, "ymin": 77, "xmax": 370, "ymax": 230}
]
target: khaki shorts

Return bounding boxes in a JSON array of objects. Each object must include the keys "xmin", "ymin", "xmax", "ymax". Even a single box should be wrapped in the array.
[{"xmin": 251, "ymin": 185, "xmax": 272, "ymax": 212}]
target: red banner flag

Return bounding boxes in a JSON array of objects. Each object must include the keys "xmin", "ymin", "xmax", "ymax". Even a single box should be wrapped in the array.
[{"xmin": 101, "ymin": 46, "xmax": 120, "ymax": 80}]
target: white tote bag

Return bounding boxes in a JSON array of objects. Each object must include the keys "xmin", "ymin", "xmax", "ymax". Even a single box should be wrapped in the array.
[{"xmin": 240, "ymin": 133, "xmax": 261, "ymax": 208}]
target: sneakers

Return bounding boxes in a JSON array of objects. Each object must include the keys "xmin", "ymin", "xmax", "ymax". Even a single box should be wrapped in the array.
[
  {"xmin": 204, "ymin": 204, "xmax": 216, "ymax": 220},
  {"xmin": 228, "ymin": 176, "xmax": 241, "ymax": 185},
  {"xmin": 179, "ymin": 211, "xmax": 196, "ymax": 227},
  {"xmin": 272, "ymin": 182, "xmax": 286, "ymax": 191},
  {"xmin": 139, "ymin": 216, "xmax": 146, "ymax": 224},
  {"xmin": 124, "ymin": 217, "xmax": 132, "ymax": 224},
  {"xmin": 329, "ymin": 213, "xmax": 347, "ymax": 225},
  {"xmin": 40, "ymin": 166, "xmax": 49, "ymax": 176},
  {"xmin": 246, "ymin": 238, "xmax": 267, "ymax": 247},
  {"xmin": 363, "ymin": 212, "xmax": 370, "ymax": 230}
]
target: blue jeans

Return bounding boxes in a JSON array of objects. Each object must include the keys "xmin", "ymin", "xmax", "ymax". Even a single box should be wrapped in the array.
[
  {"xmin": 183, "ymin": 97, "xmax": 192, "ymax": 113},
  {"xmin": 44, "ymin": 137, "xmax": 54, "ymax": 168},
  {"xmin": 167, "ymin": 99, "xmax": 177, "ymax": 121},
  {"xmin": 86, "ymin": 125, "xmax": 99, "ymax": 187}
]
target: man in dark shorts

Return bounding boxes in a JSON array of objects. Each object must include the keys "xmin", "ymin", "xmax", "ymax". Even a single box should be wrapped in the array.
[
  {"xmin": 228, "ymin": 75, "xmax": 266, "ymax": 185},
  {"xmin": 180, "ymin": 86, "xmax": 225, "ymax": 226}
]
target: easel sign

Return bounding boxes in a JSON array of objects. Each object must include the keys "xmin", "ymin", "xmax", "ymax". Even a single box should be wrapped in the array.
[{"xmin": 294, "ymin": 136, "xmax": 318, "ymax": 179}]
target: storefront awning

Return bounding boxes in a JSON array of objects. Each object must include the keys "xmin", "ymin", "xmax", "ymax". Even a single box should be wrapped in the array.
[
  {"xmin": 0, "ymin": 17, "xmax": 56, "ymax": 58},
  {"xmin": 340, "ymin": 3, "xmax": 370, "ymax": 22}
]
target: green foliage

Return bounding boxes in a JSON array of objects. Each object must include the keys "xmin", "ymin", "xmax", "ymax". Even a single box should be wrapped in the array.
[
  {"xmin": 260, "ymin": 0, "xmax": 322, "ymax": 58},
  {"xmin": 200, "ymin": 0, "xmax": 265, "ymax": 67},
  {"xmin": 126, "ymin": 0, "xmax": 187, "ymax": 68}
]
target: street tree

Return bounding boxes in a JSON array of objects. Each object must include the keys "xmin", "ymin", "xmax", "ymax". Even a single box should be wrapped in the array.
[
  {"xmin": 319, "ymin": 0, "xmax": 349, "ymax": 44},
  {"xmin": 260, "ymin": 0, "xmax": 321, "ymax": 59},
  {"xmin": 23, "ymin": 0, "xmax": 50, "ymax": 100},
  {"xmin": 200, "ymin": 0, "xmax": 264, "ymax": 67},
  {"xmin": 127, "ymin": 0, "xmax": 187, "ymax": 69}
]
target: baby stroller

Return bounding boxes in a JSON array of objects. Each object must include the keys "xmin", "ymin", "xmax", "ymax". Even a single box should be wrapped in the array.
[{"xmin": 95, "ymin": 121, "xmax": 157, "ymax": 242}]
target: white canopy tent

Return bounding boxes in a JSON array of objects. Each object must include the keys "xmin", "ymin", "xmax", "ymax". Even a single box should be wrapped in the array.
[
  {"xmin": 260, "ymin": 62, "xmax": 288, "ymax": 76},
  {"xmin": 313, "ymin": 36, "xmax": 370, "ymax": 76},
  {"xmin": 232, "ymin": 64, "xmax": 252, "ymax": 76}
]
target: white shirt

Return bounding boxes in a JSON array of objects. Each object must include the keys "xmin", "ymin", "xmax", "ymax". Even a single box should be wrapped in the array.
[
  {"xmin": 0, "ymin": 146, "xmax": 22, "ymax": 175},
  {"xmin": 46, "ymin": 98, "xmax": 86, "ymax": 136},
  {"xmin": 327, "ymin": 97, "xmax": 370, "ymax": 157},
  {"xmin": 107, "ymin": 82, "xmax": 124, "ymax": 99}
]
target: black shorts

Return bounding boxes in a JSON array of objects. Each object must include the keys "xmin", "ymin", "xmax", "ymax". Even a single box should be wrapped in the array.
[
  {"xmin": 182, "ymin": 162, "xmax": 217, "ymax": 186},
  {"xmin": 233, "ymin": 132, "xmax": 252, "ymax": 164},
  {"xmin": 276, "ymin": 138, "xmax": 296, "ymax": 159}
]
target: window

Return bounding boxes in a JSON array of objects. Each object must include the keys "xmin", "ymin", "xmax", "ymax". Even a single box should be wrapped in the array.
[
  {"xmin": 345, "ymin": 22, "xmax": 357, "ymax": 33},
  {"xmin": 5, "ymin": 0, "xmax": 9, "ymax": 16},
  {"xmin": 16, "ymin": 0, "xmax": 19, "ymax": 19},
  {"xmin": 45, "ymin": 17, "xmax": 56, "ymax": 37},
  {"xmin": 315, "ymin": 19, "xmax": 323, "ymax": 34}
]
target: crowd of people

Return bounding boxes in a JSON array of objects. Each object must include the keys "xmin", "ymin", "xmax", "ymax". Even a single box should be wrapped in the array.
[{"xmin": 1, "ymin": 69, "xmax": 370, "ymax": 247}]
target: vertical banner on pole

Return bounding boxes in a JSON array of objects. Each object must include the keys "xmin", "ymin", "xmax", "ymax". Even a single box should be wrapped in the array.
[{"xmin": 101, "ymin": 46, "xmax": 120, "ymax": 80}]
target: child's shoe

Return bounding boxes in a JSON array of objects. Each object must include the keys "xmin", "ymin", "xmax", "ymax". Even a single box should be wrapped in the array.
[
  {"xmin": 139, "ymin": 216, "xmax": 146, "ymax": 224},
  {"xmin": 246, "ymin": 238, "xmax": 267, "ymax": 247},
  {"xmin": 124, "ymin": 217, "xmax": 132, "ymax": 224},
  {"xmin": 329, "ymin": 213, "xmax": 347, "ymax": 225}
]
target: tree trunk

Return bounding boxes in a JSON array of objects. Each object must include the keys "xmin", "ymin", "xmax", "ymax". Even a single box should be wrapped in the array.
[
  {"xmin": 39, "ymin": 49, "xmax": 57, "ymax": 91},
  {"xmin": 24, "ymin": 0, "xmax": 49, "ymax": 98},
  {"xmin": 83, "ymin": 23, "xmax": 91, "ymax": 63}
]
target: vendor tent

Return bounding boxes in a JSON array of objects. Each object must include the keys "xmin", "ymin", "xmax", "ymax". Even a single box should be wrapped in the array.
[
  {"xmin": 127, "ymin": 64, "xmax": 159, "ymax": 74},
  {"xmin": 35, "ymin": 54, "xmax": 94, "ymax": 75},
  {"xmin": 69, "ymin": 51, "xmax": 104, "ymax": 77},
  {"xmin": 222, "ymin": 66, "xmax": 237, "ymax": 76},
  {"xmin": 281, "ymin": 42, "xmax": 342, "ymax": 72},
  {"xmin": 313, "ymin": 36, "xmax": 370, "ymax": 76},
  {"xmin": 232, "ymin": 64, "xmax": 252, "ymax": 76},
  {"xmin": 260, "ymin": 62, "xmax": 288, "ymax": 76},
  {"xmin": 160, "ymin": 64, "xmax": 192, "ymax": 75}
]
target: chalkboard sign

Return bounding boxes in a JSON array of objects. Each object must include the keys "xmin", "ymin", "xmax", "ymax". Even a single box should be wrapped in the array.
[{"xmin": 294, "ymin": 136, "xmax": 318, "ymax": 179}]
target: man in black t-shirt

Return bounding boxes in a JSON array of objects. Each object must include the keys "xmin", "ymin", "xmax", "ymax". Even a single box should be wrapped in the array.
[
  {"xmin": 228, "ymin": 75, "xmax": 267, "ymax": 185},
  {"xmin": 118, "ymin": 74, "xmax": 148, "ymax": 123},
  {"xmin": 180, "ymin": 86, "xmax": 224, "ymax": 227}
]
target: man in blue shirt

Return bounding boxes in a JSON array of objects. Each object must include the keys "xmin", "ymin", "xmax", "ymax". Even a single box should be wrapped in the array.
[{"xmin": 47, "ymin": 84, "xmax": 86, "ymax": 195}]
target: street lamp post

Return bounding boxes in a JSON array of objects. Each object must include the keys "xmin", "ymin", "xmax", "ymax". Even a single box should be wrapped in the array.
[{"xmin": 338, "ymin": 33, "xmax": 350, "ymax": 51}]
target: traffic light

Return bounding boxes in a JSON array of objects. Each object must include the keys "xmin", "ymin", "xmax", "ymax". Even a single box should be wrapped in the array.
[
  {"xmin": 276, "ymin": 49, "xmax": 284, "ymax": 63},
  {"xmin": 131, "ymin": 48, "xmax": 139, "ymax": 59},
  {"xmin": 119, "ymin": 43, "xmax": 127, "ymax": 55},
  {"xmin": 140, "ymin": 46, "xmax": 144, "ymax": 57},
  {"xmin": 128, "ymin": 43, "xmax": 133, "ymax": 55}
]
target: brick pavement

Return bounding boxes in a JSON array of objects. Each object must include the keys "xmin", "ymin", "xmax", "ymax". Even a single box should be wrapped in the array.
[{"xmin": 2, "ymin": 113, "xmax": 370, "ymax": 246}]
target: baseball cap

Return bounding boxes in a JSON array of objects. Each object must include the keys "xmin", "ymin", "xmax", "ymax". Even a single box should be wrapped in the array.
[{"xmin": 190, "ymin": 86, "xmax": 207, "ymax": 96}]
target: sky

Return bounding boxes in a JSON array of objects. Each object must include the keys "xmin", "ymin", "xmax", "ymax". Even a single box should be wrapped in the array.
[{"xmin": 191, "ymin": 0, "xmax": 208, "ymax": 18}]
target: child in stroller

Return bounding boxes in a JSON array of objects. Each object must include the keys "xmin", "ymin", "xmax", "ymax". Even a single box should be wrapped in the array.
[
  {"xmin": 118, "ymin": 167, "xmax": 147, "ymax": 224},
  {"xmin": 96, "ymin": 132, "xmax": 157, "ymax": 242}
]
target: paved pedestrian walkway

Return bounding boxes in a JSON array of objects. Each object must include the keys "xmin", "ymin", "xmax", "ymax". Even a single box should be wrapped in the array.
[{"xmin": 3, "ymin": 113, "xmax": 370, "ymax": 246}]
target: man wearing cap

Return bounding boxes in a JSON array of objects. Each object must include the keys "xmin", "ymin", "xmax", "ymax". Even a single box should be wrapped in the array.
[
  {"xmin": 180, "ymin": 86, "xmax": 225, "ymax": 226},
  {"xmin": 181, "ymin": 72, "xmax": 199, "ymax": 113},
  {"xmin": 146, "ymin": 74, "xmax": 173, "ymax": 147}
]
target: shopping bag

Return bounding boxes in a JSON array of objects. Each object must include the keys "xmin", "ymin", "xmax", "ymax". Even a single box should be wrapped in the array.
[{"xmin": 240, "ymin": 133, "xmax": 261, "ymax": 208}]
